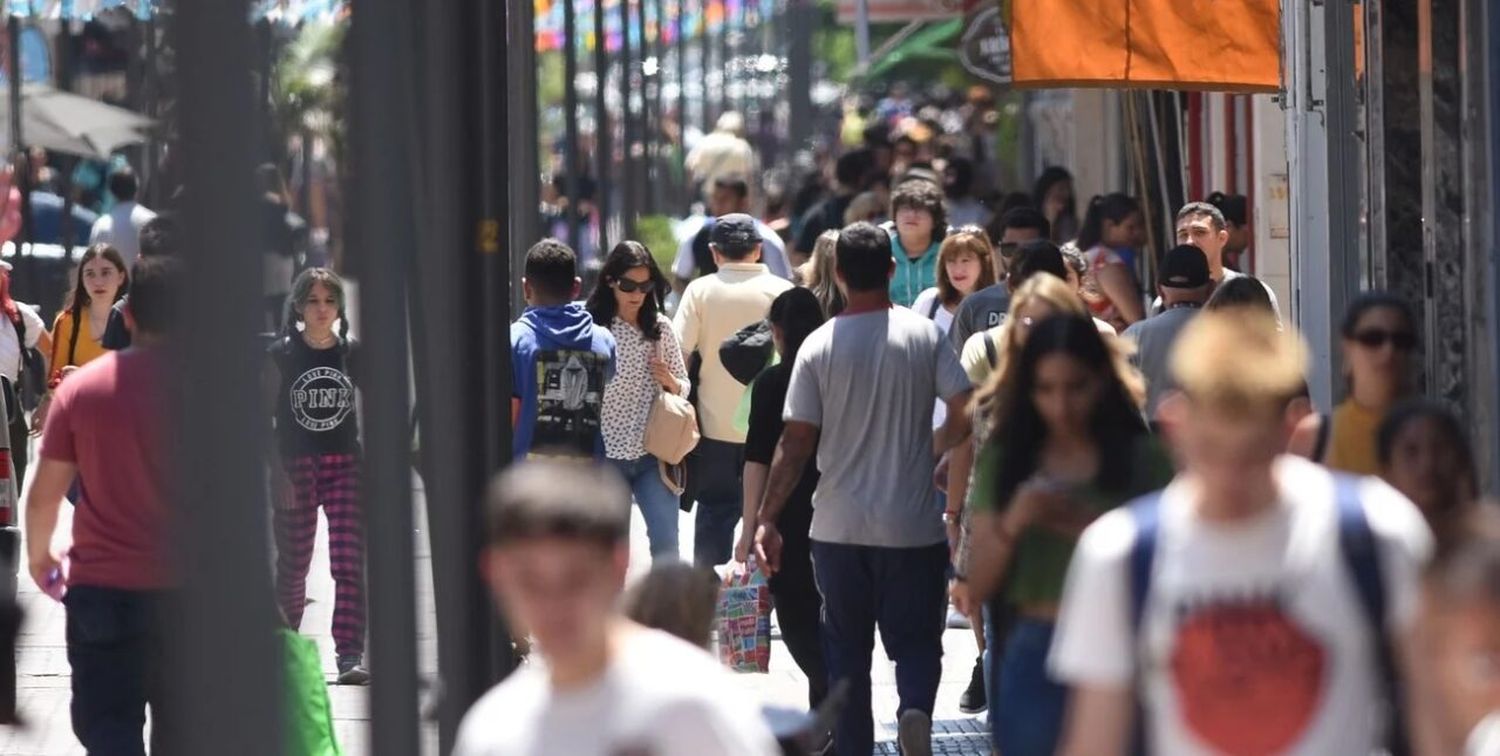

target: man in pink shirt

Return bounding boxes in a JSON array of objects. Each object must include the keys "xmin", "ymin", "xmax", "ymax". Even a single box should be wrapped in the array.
[{"xmin": 25, "ymin": 256, "xmax": 177, "ymax": 754}]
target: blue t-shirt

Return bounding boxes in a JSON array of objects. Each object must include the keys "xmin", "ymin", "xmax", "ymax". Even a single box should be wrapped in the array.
[{"xmin": 510, "ymin": 303, "xmax": 617, "ymax": 459}]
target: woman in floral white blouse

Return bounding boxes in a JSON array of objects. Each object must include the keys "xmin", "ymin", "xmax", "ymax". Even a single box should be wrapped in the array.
[{"xmin": 586, "ymin": 241, "xmax": 691, "ymax": 561}]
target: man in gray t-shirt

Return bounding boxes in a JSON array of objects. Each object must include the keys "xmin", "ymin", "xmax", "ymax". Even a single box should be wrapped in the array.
[
  {"xmin": 1124, "ymin": 245, "xmax": 1212, "ymax": 418},
  {"xmin": 753, "ymin": 223, "xmax": 973, "ymax": 756},
  {"xmin": 949, "ymin": 207, "xmax": 1050, "ymax": 350}
]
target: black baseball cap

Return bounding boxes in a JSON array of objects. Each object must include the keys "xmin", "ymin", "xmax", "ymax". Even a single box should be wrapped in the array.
[
  {"xmin": 1160, "ymin": 244, "xmax": 1211, "ymax": 289},
  {"xmin": 711, "ymin": 213, "xmax": 760, "ymax": 254}
]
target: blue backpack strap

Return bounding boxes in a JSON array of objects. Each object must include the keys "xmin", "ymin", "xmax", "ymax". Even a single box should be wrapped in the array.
[{"xmin": 1127, "ymin": 492, "xmax": 1164, "ymax": 634}]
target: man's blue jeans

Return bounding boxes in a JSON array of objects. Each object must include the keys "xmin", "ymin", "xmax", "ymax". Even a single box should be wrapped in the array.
[
  {"xmin": 65, "ymin": 585, "xmax": 173, "ymax": 756},
  {"xmin": 692, "ymin": 438, "xmax": 743, "ymax": 568},
  {"xmin": 812, "ymin": 540, "xmax": 949, "ymax": 756},
  {"xmin": 610, "ymin": 454, "xmax": 681, "ymax": 561}
]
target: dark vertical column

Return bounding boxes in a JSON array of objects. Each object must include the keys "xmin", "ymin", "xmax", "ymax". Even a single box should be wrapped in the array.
[
  {"xmin": 563, "ymin": 0, "xmax": 583, "ymax": 246},
  {"xmin": 9, "ymin": 16, "xmax": 31, "ymax": 253},
  {"xmin": 650, "ymin": 0, "xmax": 666, "ymax": 214},
  {"xmin": 508, "ymin": 0, "xmax": 541, "ymax": 313},
  {"xmin": 636, "ymin": 0, "xmax": 651, "ymax": 216},
  {"xmin": 349, "ymin": 0, "xmax": 422, "ymax": 751},
  {"xmin": 1322, "ymin": 0, "xmax": 1362, "ymax": 401},
  {"xmin": 593, "ymin": 0, "xmax": 612, "ymax": 247},
  {"xmin": 1420, "ymin": 0, "xmax": 1468, "ymax": 406},
  {"xmin": 168, "ymin": 0, "xmax": 281, "ymax": 752},
  {"xmin": 700, "ymin": 1, "xmax": 712, "ymax": 134},
  {"xmin": 1482, "ymin": 0, "xmax": 1500, "ymax": 489},
  {"xmin": 717, "ymin": 3, "xmax": 730, "ymax": 118},
  {"xmin": 675, "ymin": 0, "xmax": 687, "ymax": 207},
  {"xmin": 618, "ymin": 0, "xmax": 638, "ymax": 237},
  {"xmin": 786, "ymin": 0, "xmax": 812, "ymax": 153}
]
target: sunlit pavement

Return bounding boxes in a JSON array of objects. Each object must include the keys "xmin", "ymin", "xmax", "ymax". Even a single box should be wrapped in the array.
[{"xmin": 7, "ymin": 460, "xmax": 991, "ymax": 755}]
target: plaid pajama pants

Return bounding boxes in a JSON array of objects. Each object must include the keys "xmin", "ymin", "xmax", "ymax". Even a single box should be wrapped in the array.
[{"xmin": 275, "ymin": 453, "xmax": 366, "ymax": 659}]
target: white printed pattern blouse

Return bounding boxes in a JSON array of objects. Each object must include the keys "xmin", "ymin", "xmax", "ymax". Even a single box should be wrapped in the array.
[{"xmin": 601, "ymin": 314, "xmax": 691, "ymax": 461}]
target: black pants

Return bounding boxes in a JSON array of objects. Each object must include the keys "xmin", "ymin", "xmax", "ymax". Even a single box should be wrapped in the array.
[
  {"xmin": 65, "ymin": 586, "xmax": 174, "ymax": 756},
  {"xmin": 8, "ymin": 404, "xmax": 26, "ymax": 487},
  {"xmin": 770, "ymin": 544, "xmax": 828, "ymax": 710}
]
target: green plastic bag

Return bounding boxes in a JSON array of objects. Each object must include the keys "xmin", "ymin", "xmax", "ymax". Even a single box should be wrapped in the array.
[
  {"xmin": 281, "ymin": 629, "xmax": 342, "ymax": 756},
  {"xmin": 731, "ymin": 352, "xmax": 780, "ymax": 436}
]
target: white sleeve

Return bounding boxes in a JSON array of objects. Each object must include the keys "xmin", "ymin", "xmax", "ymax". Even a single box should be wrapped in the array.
[
  {"xmin": 757, "ymin": 227, "xmax": 791, "ymax": 279},
  {"xmin": 20, "ymin": 304, "xmax": 44, "ymax": 348},
  {"xmin": 672, "ymin": 237, "xmax": 696, "ymax": 280},
  {"xmin": 88, "ymin": 218, "xmax": 107, "ymax": 245},
  {"xmin": 656, "ymin": 696, "xmax": 781, "ymax": 756},
  {"xmin": 1262, "ymin": 280, "xmax": 1285, "ymax": 326},
  {"xmin": 1359, "ymin": 477, "xmax": 1434, "ymax": 634},
  {"xmin": 783, "ymin": 342, "xmax": 822, "ymax": 427},
  {"xmin": 911, "ymin": 288, "xmax": 938, "ymax": 319},
  {"xmin": 1049, "ymin": 509, "xmax": 1139, "ymax": 687},
  {"xmin": 673, "ymin": 283, "xmax": 700, "ymax": 357}
]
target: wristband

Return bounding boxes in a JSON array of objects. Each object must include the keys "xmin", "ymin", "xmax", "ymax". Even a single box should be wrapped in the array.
[{"xmin": 942, "ymin": 510, "xmax": 962, "ymax": 524}]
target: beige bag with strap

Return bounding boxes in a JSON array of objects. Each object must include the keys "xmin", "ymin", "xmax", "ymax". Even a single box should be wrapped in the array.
[{"xmin": 642, "ymin": 342, "xmax": 700, "ymax": 465}]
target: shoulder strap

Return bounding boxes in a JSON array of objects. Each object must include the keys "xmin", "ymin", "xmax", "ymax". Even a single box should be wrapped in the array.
[
  {"xmin": 9, "ymin": 314, "xmax": 23, "ymax": 375},
  {"xmin": 926, "ymin": 296, "xmax": 942, "ymax": 320},
  {"xmin": 1312, "ymin": 412, "xmax": 1332, "ymax": 463},
  {"xmin": 982, "ymin": 330, "xmax": 997, "ymax": 368},
  {"xmin": 1334, "ymin": 474, "xmax": 1386, "ymax": 638},
  {"xmin": 1127, "ymin": 492, "xmax": 1165, "ymax": 635}
]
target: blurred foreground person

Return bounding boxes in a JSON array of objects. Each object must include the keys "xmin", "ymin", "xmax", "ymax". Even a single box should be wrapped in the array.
[
  {"xmin": 454, "ymin": 460, "xmax": 778, "ymax": 756},
  {"xmin": 25, "ymin": 257, "xmax": 178, "ymax": 754},
  {"xmin": 1053, "ymin": 312, "xmax": 1440, "ymax": 756},
  {"xmin": 1425, "ymin": 508, "xmax": 1500, "ymax": 755}
]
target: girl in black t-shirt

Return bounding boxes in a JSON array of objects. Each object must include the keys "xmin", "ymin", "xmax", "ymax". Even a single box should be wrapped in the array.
[{"xmin": 267, "ymin": 267, "xmax": 368, "ymax": 685}]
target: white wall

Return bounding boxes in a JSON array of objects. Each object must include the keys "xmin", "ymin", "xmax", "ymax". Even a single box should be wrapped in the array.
[{"xmin": 1251, "ymin": 94, "xmax": 1293, "ymax": 320}]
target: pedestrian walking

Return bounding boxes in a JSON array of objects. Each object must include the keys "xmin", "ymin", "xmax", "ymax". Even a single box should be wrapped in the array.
[
  {"xmin": 585, "ymin": 241, "xmax": 690, "ymax": 563},
  {"xmin": 909, "ymin": 227, "xmax": 997, "ymax": 335},
  {"xmin": 32, "ymin": 244, "xmax": 129, "ymax": 435},
  {"xmin": 258, "ymin": 163, "xmax": 309, "ymax": 332},
  {"xmin": 1076, "ymin": 193, "xmax": 1146, "ymax": 330},
  {"xmin": 1122, "ymin": 244, "xmax": 1212, "ymax": 419},
  {"xmin": 1153, "ymin": 201, "xmax": 1282, "ymax": 318},
  {"xmin": 736, "ymin": 287, "xmax": 829, "ymax": 711},
  {"xmin": 511, "ymin": 238, "xmax": 617, "ymax": 460},
  {"xmin": 673, "ymin": 214, "xmax": 792, "ymax": 568},
  {"xmin": 1206, "ymin": 191, "xmax": 1251, "ymax": 272},
  {"xmin": 964, "ymin": 313, "xmax": 1168, "ymax": 756},
  {"xmin": 24, "ymin": 256, "xmax": 179, "ymax": 753},
  {"xmin": 0, "ymin": 261, "xmax": 51, "ymax": 485},
  {"xmin": 754, "ymin": 222, "xmax": 974, "ymax": 756},
  {"xmin": 950, "ymin": 207, "xmax": 1050, "ymax": 350},
  {"xmin": 1205, "ymin": 274, "xmax": 1276, "ymax": 314},
  {"xmin": 1378, "ymin": 399, "xmax": 1479, "ymax": 552},
  {"xmin": 1289, "ymin": 292, "xmax": 1417, "ymax": 474},
  {"xmin": 1052, "ymin": 311, "xmax": 1439, "ymax": 756},
  {"xmin": 88, "ymin": 166, "xmax": 156, "ymax": 269},
  {"xmin": 1032, "ymin": 167, "xmax": 1078, "ymax": 244},
  {"xmin": 1423, "ymin": 509, "xmax": 1500, "ymax": 755},
  {"xmin": 101, "ymin": 213, "xmax": 178, "ymax": 351},
  {"xmin": 888, "ymin": 179, "xmax": 947, "ymax": 307},
  {"xmin": 685, "ymin": 112, "xmax": 759, "ymax": 197},
  {"xmin": 453, "ymin": 460, "xmax": 779, "ymax": 756},
  {"xmin": 267, "ymin": 267, "xmax": 369, "ymax": 685},
  {"xmin": 792, "ymin": 150, "xmax": 876, "ymax": 263},
  {"xmin": 672, "ymin": 177, "xmax": 793, "ymax": 290},
  {"xmin": 796, "ymin": 230, "xmax": 846, "ymax": 318}
]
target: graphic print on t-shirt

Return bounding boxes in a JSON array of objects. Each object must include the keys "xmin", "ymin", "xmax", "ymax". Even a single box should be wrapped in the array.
[
  {"xmin": 1169, "ymin": 592, "xmax": 1326, "ymax": 755},
  {"xmin": 532, "ymin": 349, "xmax": 608, "ymax": 457},
  {"xmin": 289, "ymin": 366, "xmax": 356, "ymax": 432}
]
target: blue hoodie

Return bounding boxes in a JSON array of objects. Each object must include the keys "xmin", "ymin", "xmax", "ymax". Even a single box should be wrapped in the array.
[{"xmin": 511, "ymin": 303, "xmax": 617, "ymax": 459}]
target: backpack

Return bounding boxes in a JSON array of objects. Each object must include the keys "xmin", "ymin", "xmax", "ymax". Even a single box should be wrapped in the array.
[
  {"xmin": 1125, "ymin": 474, "xmax": 1407, "ymax": 754},
  {"xmin": 10, "ymin": 314, "xmax": 45, "ymax": 413}
]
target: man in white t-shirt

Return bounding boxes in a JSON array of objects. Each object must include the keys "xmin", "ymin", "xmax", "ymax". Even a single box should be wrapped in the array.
[
  {"xmin": 1150, "ymin": 202, "xmax": 1281, "ymax": 322},
  {"xmin": 1050, "ymin": 311, "xmax": 1441, "ymax": 756},
  {"xmin": 89, "ymin": 167, "xmax": 157, "ymax": 269},
  {"xmin": 453, "ymin": 460, "xmax": 778, "ymax": 756}
]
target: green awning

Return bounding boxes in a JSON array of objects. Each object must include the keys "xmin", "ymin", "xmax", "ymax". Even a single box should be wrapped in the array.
[{"xmin": 866, "ymin": 18, "xmax": 963, "ymax": 80}]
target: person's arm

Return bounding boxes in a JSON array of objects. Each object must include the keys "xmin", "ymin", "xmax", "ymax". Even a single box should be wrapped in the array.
[
  {"xmin": 1396, "ymin": 621, "xmax": 1445, "ymax": 756},
  {"xmin": 1098, "ymin": 264, "xmax": 1144, "ymax": 325},
  {"xmin": 25, "ymin": 457, "xmax": 75, "ymax": 593},
  {"xmin": 738, "ymin": 461, "xmax": 769, "ymax": 564},
  {"xmin": 672, "ymin": 288, "xmax": 700, "ymax": 365},
  {"xmin": 945, "ymin": 437, "xmax": 975, "ymax": 546},
  {"xmin": 933, "ymin": 389, "xmax": 973, "ymax": 455},
  {"xmin": 754, "ymin": 421, "xmax": 818, "ymax": 575},
  {"xmin": 1057, "ymin": 686, "xmax": 1134, "ymax": 756},
  {"xmin": 737, "ymin": 375, "xmax": 778, "ymax": 564},
  {"xmin": 658, "ymin": 323, "xmax": 691, "ymax": 397}
]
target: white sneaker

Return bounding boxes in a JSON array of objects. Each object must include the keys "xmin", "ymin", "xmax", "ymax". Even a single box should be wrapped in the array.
[
  {"xmin": 946, "ymin": 606, "xmax": 972, "ymax": 629},
  {"xmin": 897, "ymin": 709, "xmax": 932, "ymax": 756}
]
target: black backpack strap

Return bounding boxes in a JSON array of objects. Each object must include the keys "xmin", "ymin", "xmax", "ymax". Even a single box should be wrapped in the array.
[
  {"xmin": 1312, "ymin": 412, "xmax": 1332, "ymax": 463},
  {"xmin": 926, "ymin": 296, "xmax": 942, "ymax": 320},
  {"xmin": 982, "ymin": 330, "xmax": 997, "ymax": 368}
]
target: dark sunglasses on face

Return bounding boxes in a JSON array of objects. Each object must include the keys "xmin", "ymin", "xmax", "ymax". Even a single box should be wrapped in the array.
[
  {"xmin": 614, "ymin": 278, "xmax": 655, "ymax": 294},
  {"xmin": 1352, "ymin": 328, "xmax": 1417, "ymax": 351},
  {"xmin": 998, "ymin": 241, "xmax": 1021, "ymax": 259}
]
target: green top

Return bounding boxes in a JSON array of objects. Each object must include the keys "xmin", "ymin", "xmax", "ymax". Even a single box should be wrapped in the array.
[{"xmin": 971, "ymin": 435, "xmax": 1174, "ymax": 606}]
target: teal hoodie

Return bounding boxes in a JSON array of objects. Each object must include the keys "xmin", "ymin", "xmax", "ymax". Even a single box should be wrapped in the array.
[{"xmin": 890, "ymin": 233, "xmax": 940, "ymax": 308}]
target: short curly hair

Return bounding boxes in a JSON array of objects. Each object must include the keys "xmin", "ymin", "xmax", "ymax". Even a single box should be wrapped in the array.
[{"xmin": 889, "ymin": 179, "xmax": 948, "ymax": 239}]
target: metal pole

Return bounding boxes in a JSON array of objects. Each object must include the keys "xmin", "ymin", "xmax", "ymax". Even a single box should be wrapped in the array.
[
  {"xmin": 9, "ymin": 15, "xmax": 32, "ymax": 252},
  {"xmin": 167, "ymin": 0, "xmax": 281, "ymax": 752},
  {"xmin": 787, "ymin": 0, "xmax": 812, "ymax": 153},
  {"xmin": 637, "ymin": 0, "xmax": 653, "ymax": 215},
  {"xmin": 618, "ymin": 0, "xmax": 637, "ymax": 237},
  {"xmin": 854, "ymin": 0, "xmax": 871, "ymax": 65},
  {"xmin": 564, "ymin": 0, "xmax": 583, "ymax": 247},
  {"xmin": 508, "ymin": 0, "xmax": 542, "ymax": 314},
  {"xmin": 593, "ymin": 0, "xmax": 612, "ymax": 247},
  {"xmin": 349, "ymin": 0, "xmax": 423, "ymax": 751},
  {"xmin": 717, "ymin": 3, "xmax": 730, "ymax": 118},
  {"xmin": 700, "ymin": 0, "xmax": 712, "ymax": 135},
  {"xmin": 675, "ymin": 0, "xmax": 687, "ymax": 207}
]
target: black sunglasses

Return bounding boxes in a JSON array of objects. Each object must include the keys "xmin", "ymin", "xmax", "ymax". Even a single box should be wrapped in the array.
[
  {"xmin": 614, "ymin": 278, "xmax": 656, "ymax": 294},
  {"xmin": 1352, "ymin": 329, "xmax": 1417, "ymax": 351},
  {"xmin": 998, "ymin": 241, "xmax": 1021, "ymax": 259}
]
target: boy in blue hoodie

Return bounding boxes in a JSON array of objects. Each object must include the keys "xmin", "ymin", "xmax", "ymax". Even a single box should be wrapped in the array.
[{"xmin": 511, "ymin": 239, "xmax": 617, "ymax": 459}]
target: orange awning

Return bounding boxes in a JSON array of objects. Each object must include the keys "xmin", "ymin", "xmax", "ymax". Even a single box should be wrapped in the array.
[{"xmin": 1009, "ymin": 0, "xmax": 1281, "ymax": 92}]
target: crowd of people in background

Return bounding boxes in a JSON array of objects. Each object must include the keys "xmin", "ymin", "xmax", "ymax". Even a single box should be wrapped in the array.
[{"xmin": 493, "ymin": 106, "xmax": 1500, "ymax": 756}]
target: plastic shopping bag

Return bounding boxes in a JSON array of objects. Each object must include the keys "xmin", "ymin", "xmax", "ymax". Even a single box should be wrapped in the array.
[{"xmin": 715, "ymin": 559, "xmax": 772, "ymax": 673}]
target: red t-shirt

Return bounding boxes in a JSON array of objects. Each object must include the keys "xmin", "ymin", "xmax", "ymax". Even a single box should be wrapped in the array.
[{"xmin": 40, "ymin": 347, "xmax": 173, "ymax": 590}]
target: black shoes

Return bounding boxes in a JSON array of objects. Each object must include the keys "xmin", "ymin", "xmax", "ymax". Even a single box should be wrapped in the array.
[{"xmin": 958, "ymin": 656, "xmax": 987, "ymax": 714}]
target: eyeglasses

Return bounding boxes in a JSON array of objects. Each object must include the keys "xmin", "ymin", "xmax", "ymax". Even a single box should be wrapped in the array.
[
  {"xmin": 1351, "ymin": 329, "xmax": 1417, "ymax": 351},
  {"xmin": 614, "ymin": 278, "xmax": 656, "ymax": 294}
]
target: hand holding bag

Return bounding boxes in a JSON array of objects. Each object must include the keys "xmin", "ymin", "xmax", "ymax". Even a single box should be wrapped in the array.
[{"xmin": 642, "ymin": 341, "xmax": 700, "ymax": 465}]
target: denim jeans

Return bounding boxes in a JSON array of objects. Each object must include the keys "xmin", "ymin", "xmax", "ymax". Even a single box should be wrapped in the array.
[
  {"xmin": 610, "ymin": 454, "xmax": 681, "ymax": 561},
  {"xmin": 812, "ymin": 540, "xmax": 949, "ymax": 756},
  {"xmin": 692, "ymin": 438, "xmax": 743, "ymax": 568},
  {"xmin": 65, "ymin": 585, "xmax": 173, "ymax": 756},
  {"xmin": 994, "ymin": 618, "xmax": 1067, "ymax": 756}
]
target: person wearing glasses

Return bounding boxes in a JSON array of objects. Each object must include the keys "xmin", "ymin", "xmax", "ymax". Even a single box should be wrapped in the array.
[
  {"xmin": 951, "ymin": 206, "xmax": 1051, "ymax": 352},
  {"xmin": 587, "ymin": 241, "xmax": 691, "ymax": 563},
  {"xmin": 1290, "ymin": 293, "xmax": 1419, "ymax": 475}
]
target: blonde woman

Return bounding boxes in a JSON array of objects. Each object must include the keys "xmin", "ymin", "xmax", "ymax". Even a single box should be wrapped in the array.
[{"xmin": 796, "ymin": 229, "xmax": 845, "ymax": 318}]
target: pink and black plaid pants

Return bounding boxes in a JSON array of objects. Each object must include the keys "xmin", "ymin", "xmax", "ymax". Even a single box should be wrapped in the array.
[{"xmin": 275, "ymin": 453, "xmax": 366, "ymax": 659}]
